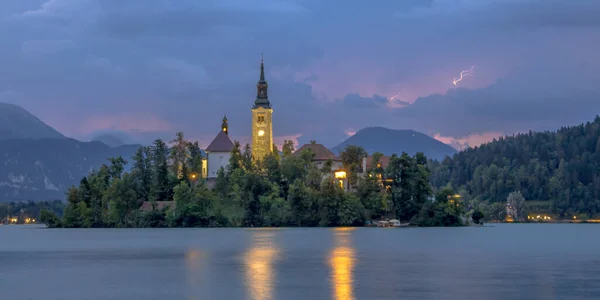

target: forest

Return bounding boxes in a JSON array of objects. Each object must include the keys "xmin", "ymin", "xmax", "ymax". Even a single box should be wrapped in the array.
[
  {"xmin": 40, "ymin": 133, "xmax": 468, "ymax": 228},
  {"xmin": 1, "ymin": 200, "xmax": 64, "ymax": 224},
  {"xmin": 429, "ymin": 116, "xmax": 600, "ymax": 220}
]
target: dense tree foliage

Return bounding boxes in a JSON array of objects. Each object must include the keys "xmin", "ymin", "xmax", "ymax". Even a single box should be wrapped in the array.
[
  {"xmin": 429, "ymin": 117, "xmax": 600, "ymax": 219},
  {"xmin": 42, "ymin": 133, "xmax": 461, "ymax": 228}
]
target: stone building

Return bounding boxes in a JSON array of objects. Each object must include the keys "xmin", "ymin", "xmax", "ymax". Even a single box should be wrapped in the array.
[{"xmin": 251, "ymin": 55, "xmax": 274, "ymax": 161}]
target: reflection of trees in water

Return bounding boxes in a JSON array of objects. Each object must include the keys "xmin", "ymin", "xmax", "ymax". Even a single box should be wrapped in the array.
[
  {"xmin": 244, "ymin": 229, "xmax": 280, "ymax": 300},
  {"xmin": 329, "ymin": 227, "xmax": 357, "ymax": 300}
]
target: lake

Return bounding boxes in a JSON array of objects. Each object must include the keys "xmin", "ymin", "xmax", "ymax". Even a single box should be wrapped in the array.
[{"xmin": 0, "ymin": 224, "xmax": 599, "ymax": 300}]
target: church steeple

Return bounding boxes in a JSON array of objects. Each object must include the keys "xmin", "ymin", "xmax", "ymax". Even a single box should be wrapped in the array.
[
  {"xmin": 254, "ymin": 53, "xmax": 270, "ymax": 109},
  {"xmin": 259, "ymin": 53, "xmax": 266, "ymax": 83},
  {"xmin": 221, "ymin": 115, "xmax": 228, "ymax": 135}
]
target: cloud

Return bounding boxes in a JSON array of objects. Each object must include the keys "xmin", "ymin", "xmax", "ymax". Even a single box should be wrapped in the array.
[
  {"xmin": 433, "ymin": 131, "xmax": 505, "ymax": 150},
  {"xmin": 84, "ymin": 55, "xmax": 125, "ymax": 75},
  {"xmin": 153, "ymin": 57, "xmax": 210, "ymax": 91},
  {"xmin": 21, "ymin": 39, "xmax": 76, "ymax": 58},
  {"xmin": 339, "ymin": 93, "xmax": 388, "ymax": 108},
  {"xmin": 76, "ymin": 113, "xmax": 174, "ymax": 136},
  {"xmin": 2, "ymin": 0, "xmax": 600, "ymax": 151}
]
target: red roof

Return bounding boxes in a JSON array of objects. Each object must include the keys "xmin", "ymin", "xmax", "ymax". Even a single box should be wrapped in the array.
[
  {"xmin": 206, "ymin": 130, "xmax": 234, "ymax": 152},
  {"xmin": 294, "ymin": 143, "xmax": 341, "ymax": 161},
  {"xmin": 366, "ymin": 155, "xmax": 390, "ymax": 170}
]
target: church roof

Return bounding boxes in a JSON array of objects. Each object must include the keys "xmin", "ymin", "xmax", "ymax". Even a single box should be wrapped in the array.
[
  {"xmin": 366, "ymin": 155, "xmax": 391, "ymax": 170},
  {"xmin": 206, "ymin": 130, "xmax": 234, "ymax": 153},
  {"xmin": 294, "ymin": 143, "xmax": 341, "ymax": 161}
]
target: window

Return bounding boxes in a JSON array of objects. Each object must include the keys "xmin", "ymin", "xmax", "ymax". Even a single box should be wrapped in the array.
[{"xmin": 257, "ymin": 116, "xmax": 265, "ymax": 123}]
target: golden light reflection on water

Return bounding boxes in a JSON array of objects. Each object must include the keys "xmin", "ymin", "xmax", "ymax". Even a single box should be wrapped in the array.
[
  {"xmin": 329, "ymin": 227, "xmax": 357, "ymax": 300},
  {"xmin": 185, "ymin": 249, "xmax": 207, "ymax": 300},
  {"xmin": 244, "ymin": 229, "xmax": 280, "ymax": 300}
]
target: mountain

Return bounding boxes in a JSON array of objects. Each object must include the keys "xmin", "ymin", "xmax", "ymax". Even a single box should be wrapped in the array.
[
  {"xmin": 331, "ymin": 127, "xmax": 457, "ymax": 160},
  {"xmin": 0, "ymin": 103, "xmax": 65, "ymax": 140},
  {"xmin": 0, "ymin": 103, "xmax": 141, "ymax": 202},
  {"xmin": 92, "ymin": 134, "xmax": 125, "ymax": 147},
  {"xmin": 0, "ymin": 138, "xmax": 140, "ymax": 202},
  {"xmin": 429, "ymin": 116, "xmax": 600, "ymax": 217}
]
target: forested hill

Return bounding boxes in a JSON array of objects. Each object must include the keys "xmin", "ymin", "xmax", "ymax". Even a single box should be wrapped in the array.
[{"xmin": 429, "ymin": 116, "xmax": 600, "ymax": 217}]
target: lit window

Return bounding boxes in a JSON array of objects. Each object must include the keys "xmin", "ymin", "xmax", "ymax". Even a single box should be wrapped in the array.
[
  {"xmin": 258, "ymin": 130, "xmax": 265, "ymax": 136},
  {"xmin": 338, "ymin": 180, "xmax": 344, "ymax": 188},
  {"xmin": 334, "ymin": 171, "xmax": 346, "ymax": 179}
]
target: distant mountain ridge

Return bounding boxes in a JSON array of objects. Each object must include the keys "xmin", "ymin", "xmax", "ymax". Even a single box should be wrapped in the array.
[
  {"xmin": 0, "ymin": 138, "xmax": 140, "ymax": 202},
  {"xmin": 0, "ymin": 102, "xmax": 141, "ymax": 202},
  {"xmin": 92, "ymin": 134, "xmax": 125, "ymax": 147},
  {"xmin": 331, "ymin": 127, "xmax": 456, "ymax": 160},
  {"xmin": 0, "ymin": 103, "xmax": 65, "ymax": 140}
]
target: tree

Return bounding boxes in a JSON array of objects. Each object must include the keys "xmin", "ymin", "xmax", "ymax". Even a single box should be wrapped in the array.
[
  {"xmin": 187, "ymin": 141, "xmax": 204, "ymax": 176},
  {"xmin": 472, "ymin": 209, "xmax": 485, "ymax": 224},
  {"xmin": 228, "ymin": 141, "xmax": 244, "ymax": 172},
  {"xmin": 340, "ymin": 145, "xmax": 367, "ymax": 188},
  {"xmin": 386, "ymin": 153, "xmax": 414, "ymax": 221},
  {"xmin": 170, "ymin": 132, "xmax": 190, "ymax": 180},
  {"xmin": 105, "ymin": 173, "xmax": 139, "ymax": 227},
  {"xmin": 40, "ymin": 210, "xmax": 61, "ymax": 228},
  {"xmin": 132, "ymin": 146, "xmax": 153, "ymax": 202},
  {"xmin": 282, "ymin": 140, "xmax": 295, "ymax": 158},
  {"xmin": 151, "ymin": 139, "xmax": 171, "ymax": 201},
  {"xmin": 506, "ymin": 191, "xmax": 527, "ymax": 222},
  {"xmin": 108, "ymin": 156, "xmax": 127, "ymax": 180}
]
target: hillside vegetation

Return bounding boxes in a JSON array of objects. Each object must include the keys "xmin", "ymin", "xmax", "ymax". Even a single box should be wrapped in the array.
[{"xmin": 430, "ymin": 116, "xmax": 600, "ymax": 218}]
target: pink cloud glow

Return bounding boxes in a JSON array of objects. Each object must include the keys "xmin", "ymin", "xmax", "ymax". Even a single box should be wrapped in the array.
[
  {"xmin": 77, "ymin": 113, "xmax": 174, "ymax": 135},
  {"xmin": 293, "ymin": 47, "xmax": 514, "ymax": 106},
  {"xmin": 433, "ymin": 131, "xmax": 505, "ymax": 150}
]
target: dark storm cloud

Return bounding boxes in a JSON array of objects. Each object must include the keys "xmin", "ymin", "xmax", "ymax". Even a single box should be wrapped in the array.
[
  {"xmin": 2, "ymin": 0, "xmax": 600, "ymax": 148},
  {"xmin": 339, "ymin": 94, "xmax": 388, "ymax": 108}
]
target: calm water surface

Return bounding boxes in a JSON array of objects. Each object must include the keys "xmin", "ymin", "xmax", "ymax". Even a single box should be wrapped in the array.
[{"xmin": 1, "ymin": 224, "xmax": 599, "ymax": 300}]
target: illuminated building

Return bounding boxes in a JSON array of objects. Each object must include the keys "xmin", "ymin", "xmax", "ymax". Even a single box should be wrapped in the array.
[
  {"xmin": 334, "ymin": 170, "xmax": 347, "ymax": 189},
  {"xmin": 362, "ymin": 155, "xmax": 392, "ymax": 188},
  {"xmin": 292, "ymin": 142, "xmax": 348, "ymax": 190},
  {"xmin": 251, "ymin": 55, "xmax": 274, "ymax": 161},
  {"xmin": 205, "ymin": 115, "xmax": 234, "ymax": 178}
]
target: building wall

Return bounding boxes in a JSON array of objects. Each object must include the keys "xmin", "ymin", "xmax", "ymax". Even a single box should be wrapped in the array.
[
  {"xmin": 207, "ymin": 152, "xmax": 231, "ymax": 178},
  {"xmin": 312, "ymin": 160, "xmax": 343, "ymax": 170},
  {"xmin": 251, "ymin": 107, "xmax": 273, "ymax": 160}
]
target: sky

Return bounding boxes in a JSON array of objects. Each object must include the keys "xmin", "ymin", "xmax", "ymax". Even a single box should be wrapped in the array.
[{"xmin": 0, "ymin": 0, "xmax": 599, "ymax": 150}]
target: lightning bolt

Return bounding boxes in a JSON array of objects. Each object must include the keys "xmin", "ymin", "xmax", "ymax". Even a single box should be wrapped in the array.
[
  {"xmin": 453, "ymin": 65, "xmax": 475, "ymax": 86},
  {"xmin": 388, "ymin": 92, "xmax": 403, "ymax": 102}
]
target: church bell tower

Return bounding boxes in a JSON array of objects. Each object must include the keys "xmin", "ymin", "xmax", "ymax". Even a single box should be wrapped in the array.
[{"xmin": 251, "ymin": 54, "xmax": 273, "ymax": 161}]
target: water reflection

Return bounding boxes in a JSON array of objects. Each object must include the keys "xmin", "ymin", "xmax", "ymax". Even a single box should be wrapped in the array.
[
  {"xmin": 329, "ymin": 227, "xmax": 357, "ymax": 300},
  {"xmin": 244, "ymin": 229, "xmax": 280, "ymax": 300},
  {"xmin": 185, "ymin": 249, "xmax": 207, "ymax": 299}
]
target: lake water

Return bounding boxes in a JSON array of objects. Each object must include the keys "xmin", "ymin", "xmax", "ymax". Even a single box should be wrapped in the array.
[{"xmin": 1, "ymin": 224, "xmax": 599, "ymax": 300}]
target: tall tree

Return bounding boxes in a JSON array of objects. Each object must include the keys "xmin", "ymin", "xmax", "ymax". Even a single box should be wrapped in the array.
[
  {"xmin": 170, "ymin": 132, "xmax": 190, "ymax": 181},
  {"xmin": 282, "ymin": 140, "xmax": 295, "ymax": 158},
  {"xmin": 151, "ymin": 139, "xmax": 171, "ymax": 201}
]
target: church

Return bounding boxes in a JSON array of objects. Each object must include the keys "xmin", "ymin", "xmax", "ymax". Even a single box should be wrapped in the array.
[{"xmin": 202, "ymin": 56, "xmax": 274, "ymax": 178}]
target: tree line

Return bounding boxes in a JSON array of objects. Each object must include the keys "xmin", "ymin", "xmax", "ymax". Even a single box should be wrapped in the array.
[
  {"xmin": 1, "ymin": 200, "xmax": 64, "ymax": 224},
  {"xmin": 429, "ymin": 116, "xmax": 600, "ymax": 220},
  {"xmin": 41, "ymin": 133, "xmax": 469, "ymax": 228}
]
